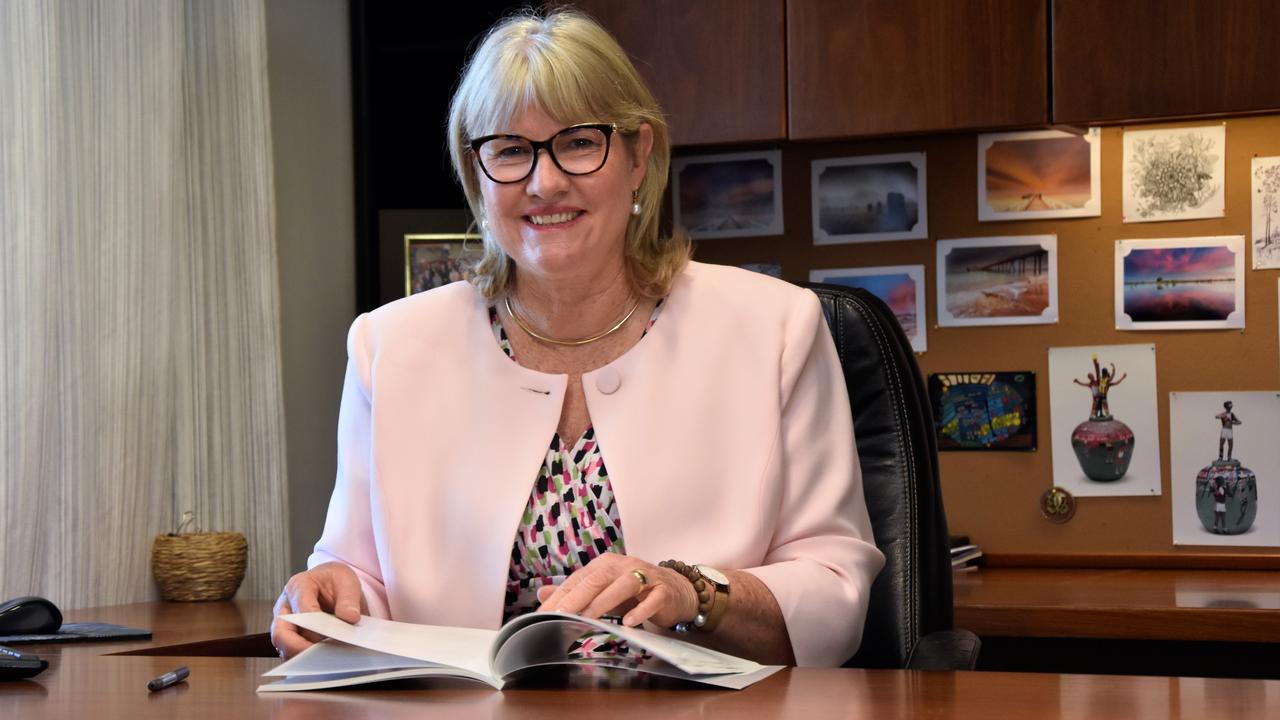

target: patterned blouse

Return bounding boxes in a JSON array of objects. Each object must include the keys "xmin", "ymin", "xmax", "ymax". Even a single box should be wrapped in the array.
[{"xmin": 491, "ymin": 302, "xmax": 662, "ymax": 662}]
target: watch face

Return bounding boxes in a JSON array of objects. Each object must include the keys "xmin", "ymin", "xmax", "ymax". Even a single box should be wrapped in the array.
[{"xmin": 695, "ymin": 565, "xmax": 729, "ymax": 586}]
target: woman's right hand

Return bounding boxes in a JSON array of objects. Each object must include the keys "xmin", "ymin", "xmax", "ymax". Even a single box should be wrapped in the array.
[{"xmin": 270, "ymin": 561, "xmax": 368, "ymax": 659}]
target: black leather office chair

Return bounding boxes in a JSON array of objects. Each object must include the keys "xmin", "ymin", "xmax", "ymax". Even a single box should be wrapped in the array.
[{"xmin": 803, "ymin": 282, "xmax": 980, "ymax": 671}]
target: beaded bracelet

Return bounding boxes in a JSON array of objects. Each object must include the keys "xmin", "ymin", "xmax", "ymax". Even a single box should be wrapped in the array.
[{"xmin": 659, "ymin": 560, "xmax": 713, "ymax": 632}]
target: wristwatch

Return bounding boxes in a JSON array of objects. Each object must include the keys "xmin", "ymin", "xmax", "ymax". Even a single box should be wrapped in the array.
[
  {"xmin": 693, "ymin": 564, "xmax": 731, "ymax": 632},
  {"xmin": 660, "ymin": 560, "xmax": 731, "ymax": 632}
]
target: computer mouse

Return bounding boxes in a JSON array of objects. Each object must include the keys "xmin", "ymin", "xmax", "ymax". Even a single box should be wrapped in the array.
[{"xmin": 0, "ymin": 596, "xmax": 63, "ymax": 635}]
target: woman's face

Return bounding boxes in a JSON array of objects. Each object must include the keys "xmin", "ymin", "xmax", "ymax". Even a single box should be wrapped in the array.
[{"xmin": 476, "ymin": 106, "xmax": 652, "ymax": 286}]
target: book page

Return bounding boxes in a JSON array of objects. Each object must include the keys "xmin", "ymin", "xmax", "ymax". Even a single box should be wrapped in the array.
[
  {"xmin": 492, "ymin": 612, "xmax": 769, "ymax": 676},
  {"xmin": 258, "ymin": 666, "xmax": 500, "ymax": 692},
  {"xmin": 282, "ymin": 612, "xmax": 497, "ymax": 679},
  {"xmin": 490, "ymin": 618, "xmax": 781, "ymax": 690},
  {"xmin": 265, "ymin": 639, "xmax": 444, "ymax": 677}
]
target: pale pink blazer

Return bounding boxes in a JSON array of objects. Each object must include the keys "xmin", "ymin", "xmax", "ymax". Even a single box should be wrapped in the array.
[{"xmin": 309, "ymin": 261, "xmax": 885, "ymax": 666}]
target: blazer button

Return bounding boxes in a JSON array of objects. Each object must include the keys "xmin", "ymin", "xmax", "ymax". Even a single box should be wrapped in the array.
[{"xmin": 596, "ymin": 368, "xmax": 621, "ymax": 395}]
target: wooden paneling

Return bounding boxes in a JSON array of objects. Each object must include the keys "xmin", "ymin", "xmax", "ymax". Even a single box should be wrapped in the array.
[
  {"xmin": 568, "ymin": 0, "xmax": 787, "ymax": 146},
  {"xmin": 787, "ymin": 0, "xmax": 1048, "ymax": 139},
  {"xmin": 1054, "ymin": 0, "xmax": 1280, "ymax": 124}
]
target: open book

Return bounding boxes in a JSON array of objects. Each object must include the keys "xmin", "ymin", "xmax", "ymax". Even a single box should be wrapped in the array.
[{"xmin": 258, "ymin": 611, "xmax": 783, "ymax": 691}]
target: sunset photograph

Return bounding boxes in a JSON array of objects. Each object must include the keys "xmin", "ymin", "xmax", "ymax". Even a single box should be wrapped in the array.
[{"xmin": 979, "ymin": 129, "xmax": 1100, "ymax": 221}]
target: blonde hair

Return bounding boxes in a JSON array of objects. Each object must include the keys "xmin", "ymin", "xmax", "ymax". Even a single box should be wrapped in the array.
[{"xmin": 446, "ymin": 8, "xmax": 689, "ymax": 300}]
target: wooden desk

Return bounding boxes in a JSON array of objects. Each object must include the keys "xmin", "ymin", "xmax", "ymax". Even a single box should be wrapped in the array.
[
  {"xmin": 8, "ymin": 651, "xmax": 1280, "ymax": 719},
  {"xmin": 4, "ymin": 601, "xmax": 1280, "ymax": 718},
  {"xmin": 954, "ymin": 568, "xmax": 1280, "ymax": 678},
  {"xmin": 954, "ymin": 568, "xmax": 1280, "ymax": 642}
]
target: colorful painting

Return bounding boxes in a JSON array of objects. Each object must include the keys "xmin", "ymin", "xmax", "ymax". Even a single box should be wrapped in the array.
[
  {"xmin": 978, "ymin": 128, "xmax": 1101, "ymax": 221},
  {"xmin": 1122, "ymin": 124, "xmax": 1225, "ymax": 223},
  {"xmin": 1253, "ymin": 156, "xmax": 1280, "ymax": 269},
  {"xmin": 936, "ymin": 235, "xmax": 1058, "ymax": 326},
  {"xmin": 672, "ymin": 150, "xmax": 784, "ymax": 239},
  {"xmin": 1048, "ymin": 344, "xmax": 1161, "ymax": 497},
  {"xmin": 1115, "ymin": 236, "xmax": 1245, "ymax": 331},
  {"xmin": 811, "ymin": 153, "xmax": 927, "ymax": 244},
  {"xmin": 928, "ymin": 372, "xmax": 1036, "ymax": 451},
  {"xmin": 810, "ymin": 265, "xmax": 927, "ymax": 352},
  {"xmin": 1170, "ymin": 392, "xmax": 1280, "ymax": 547}
]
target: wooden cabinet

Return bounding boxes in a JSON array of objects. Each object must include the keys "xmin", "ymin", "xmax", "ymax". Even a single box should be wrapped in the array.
[
  {"xmin": 568, "ymin": 0, "xmax": 786, "ymax": 146},
  {"xmin": 1053, "ymin": 0, "xmax": 1280, "ymax": 124},
  {"xmin": 787, "ymin": 0, "xmax": 1048, "ymax": 139}
]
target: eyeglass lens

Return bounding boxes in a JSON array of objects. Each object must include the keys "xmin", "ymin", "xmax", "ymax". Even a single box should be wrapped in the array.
[{"xmin": 478, "ymin": 126, "xmax": 610, "ymax": 183}]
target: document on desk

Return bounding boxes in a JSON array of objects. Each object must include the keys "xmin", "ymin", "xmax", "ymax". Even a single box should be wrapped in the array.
[{"xmin": 258, "ymin": 612, "xmax": 782, "ymax": 691}]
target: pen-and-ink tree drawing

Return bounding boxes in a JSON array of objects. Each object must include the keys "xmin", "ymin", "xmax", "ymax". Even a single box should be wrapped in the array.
[
  {"xmin": 1129, "ymin": 132, "xmax": 1220, "ymax": 218},
  {"xmin": 1253, "ymin": 158, "xmax": 1280, "ymax": 268}
]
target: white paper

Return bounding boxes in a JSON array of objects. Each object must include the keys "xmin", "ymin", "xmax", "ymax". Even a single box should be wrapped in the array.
[
  {"xmin": 1169, "ymin": 391, "xmax": 1280, "ymax": 547},
  {"xmin": 1122, "ymin": 124, "xmax": 1225, "ymax": 223},
  {"xmin": 1047, "ymin": 344, "xmax": 1162, "ymax": 497},
  {"xmin": 282, "ymin": 612, "xmax": 497, "ymax": 679},
  {"xmin": 1252, "ymin": 156, "xmax": 1280, "ymax": 269}
]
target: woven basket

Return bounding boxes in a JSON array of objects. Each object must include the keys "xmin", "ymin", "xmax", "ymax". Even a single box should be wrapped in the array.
[{"xmin": 151, "ymin": 531, "xmax": 247, "ymax": 602}]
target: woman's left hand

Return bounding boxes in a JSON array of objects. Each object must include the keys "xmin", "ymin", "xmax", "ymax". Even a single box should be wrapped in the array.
[{"xmin": 536, "ymin": 553, "xmax": 700, "ymax": 628}]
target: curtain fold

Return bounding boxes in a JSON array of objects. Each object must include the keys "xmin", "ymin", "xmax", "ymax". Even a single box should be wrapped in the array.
[{"xmin": 1, "ymin": 0, "xmax": 289, "ymax": 607}]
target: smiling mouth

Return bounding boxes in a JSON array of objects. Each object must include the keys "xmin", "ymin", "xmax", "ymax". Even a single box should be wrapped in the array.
[{"xmin": 526, "ymin": 211, "xmax": 584, "ymax": 227}]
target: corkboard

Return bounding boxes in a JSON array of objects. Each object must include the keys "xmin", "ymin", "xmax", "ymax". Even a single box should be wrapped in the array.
[{"xmin": 689, "ymin": 114, "xmax": 1280, "ymax": 560}]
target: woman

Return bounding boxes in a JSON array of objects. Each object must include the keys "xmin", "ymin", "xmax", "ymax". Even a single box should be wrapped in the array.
[{"xmin": 271, "ymin": 9, "xmax": 883, "ymax": 668}]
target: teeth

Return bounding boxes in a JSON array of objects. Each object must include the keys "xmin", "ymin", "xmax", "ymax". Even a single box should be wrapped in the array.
[{"xmin": 528, "ymin": 212, "xmax": 579, "ymax": 226}]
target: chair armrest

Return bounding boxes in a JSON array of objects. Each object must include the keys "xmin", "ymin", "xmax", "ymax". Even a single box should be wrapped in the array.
[{"xmin": 906, "ymin": 629, "xmax": 982, "ymax": 671}]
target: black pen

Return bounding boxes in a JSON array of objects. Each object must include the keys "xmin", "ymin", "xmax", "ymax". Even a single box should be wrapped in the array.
[{"xmin": 147, "ymin": 666, "xmax": 189, "ymax": 692}]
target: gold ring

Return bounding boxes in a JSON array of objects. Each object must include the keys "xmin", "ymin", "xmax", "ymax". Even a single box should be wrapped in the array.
[{"xmin": 631, "ymin": 569, "xmax": 648, "ymax": 589}]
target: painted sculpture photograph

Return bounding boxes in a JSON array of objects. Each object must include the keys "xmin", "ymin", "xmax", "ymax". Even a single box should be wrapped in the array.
[
  {"xmin": 1197, "ymin": 401, "xmax": 1252, "ymax": 535},
  {"xmin": 1070, "ymin": 354, "xmax": 1134, "ymax": 482},
  {"xmin": 1171, "ymin": 392, "xmax": 1279, "ymax": 547},
  {"xmin": 1048, "ymin": 344, "xmax": 1161, "ymax": 497}
]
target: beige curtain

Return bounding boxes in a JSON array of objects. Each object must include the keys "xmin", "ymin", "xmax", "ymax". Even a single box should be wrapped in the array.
[{"xmin": 0, "ymin": 0, "xmax": 289, "ymax": 607}]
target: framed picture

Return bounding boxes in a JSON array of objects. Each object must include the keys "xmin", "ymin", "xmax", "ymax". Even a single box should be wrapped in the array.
[
  {"xmin": 1122, "ymin": 124, "xmax": 1226, "ymax": 223},
  {"xmin": 1252, "ymin": 156, "xmax": 1280, "ymax": 269},
  {"xmin": 936, "ymin": 235, "xmax": 1058, "ymax": 327},
  {"xmin": 928, "ymin": 371, "xmax": 1037, "ymax": 451},
  {"xmin": 404, "ymin": 234, "xmax": 480, "ymax": 296},
  {"xmin": 1047, "ymin": 344, "xmax": 1162, "ymax": 497},
  {"xmin": 1170, "ymin": 391, "xmax": 1280, "ymax": 547},
  {"xmin": 811, "ymin": 152, "xmax": 927, "ymax": 244},
  {"xmin": 1114, "ymin": 236, "xmax": 1245, "ymax": 331},
  {"xmin": 739, "ymin": 263, "xmax": 782, "ymax": 278},
  {"xmin": 977, "ymin": 128, "xmax": 1101, "ymax": 221},
  {"xmin": 672, "ymin": 150, "xmax": 783, "ymax": 239},
  {"xmin": 810, "ymin": 265, "xmax": 927, "ymax": 352}
]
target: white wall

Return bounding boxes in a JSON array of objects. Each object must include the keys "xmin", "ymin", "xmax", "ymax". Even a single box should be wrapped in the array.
[{"xmin": 264, "ymin": 0, "xmax": 357, "ymax": 574}]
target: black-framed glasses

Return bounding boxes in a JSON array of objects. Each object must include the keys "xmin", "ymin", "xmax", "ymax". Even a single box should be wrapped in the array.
[{"xmin": 469, "ymin": 123, "xmax": 618, "ymax": 184}]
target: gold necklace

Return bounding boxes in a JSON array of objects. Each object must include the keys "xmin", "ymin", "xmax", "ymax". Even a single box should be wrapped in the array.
[{"xmin": 503, "ymin": 294, "xmax": 640, "ymax": 347}]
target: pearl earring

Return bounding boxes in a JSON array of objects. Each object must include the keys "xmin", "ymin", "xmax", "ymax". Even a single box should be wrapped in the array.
[
  {"xmin": 480, "ymin": 217, "xmax": 490, "ymax": 232},
  {"xmin": 631, "ymin": 190, "xmax": 641, "ymax": 216}
]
